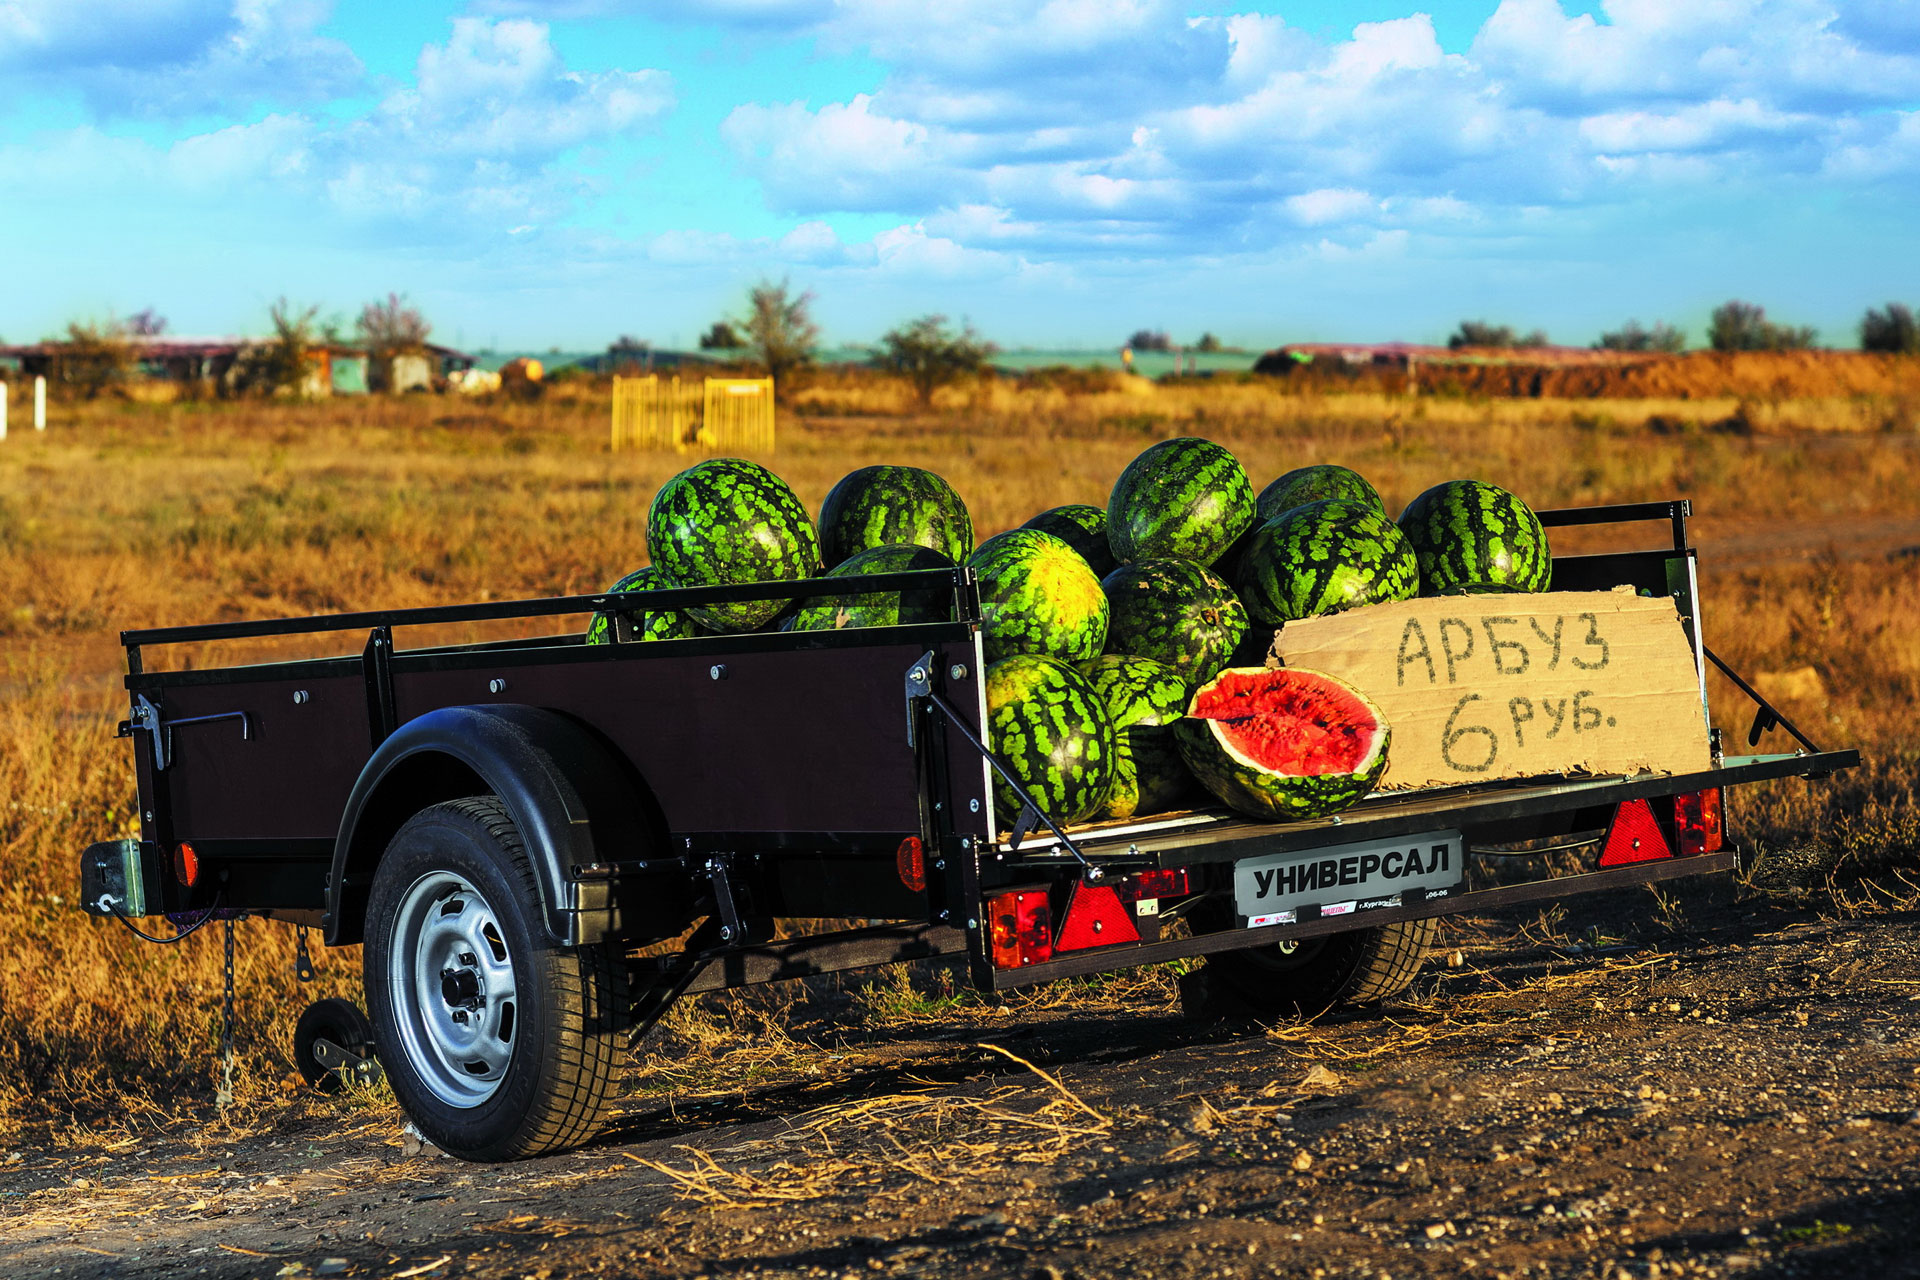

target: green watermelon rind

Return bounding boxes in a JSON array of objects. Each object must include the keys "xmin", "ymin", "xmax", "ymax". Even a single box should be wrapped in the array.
[
  {"xmin": 1021, "ymin": 503, "xmax": 1117, "ymax": 579},
  {"xmin": 985, "ymin": 654, "xmax": 1119, "ymax": 827},
  {"xmin": 1397, "ymin": 479, "xmax": 1553, "ymax": 596},
  {"xmin": 1234, "ymin": 498, "xmax": 1420, "ymax": 627},
  {"xmin": 1173, "ymin": 667, "xmax": 1391, "ymax": 822},
  {"xmin": 968, "ymin": 529, "xmax": 1110, "ymax": 665},
  {"xmin": 1081, "ymin": 654, "xmax": 1197, "ymax": 821},
  {"xmin": 1107, "ymin": 437, "xmax": 1256, "ymax": 566},
  {"xmin": 817, "ymin": 465, "xmax": 975, "ymax": 568},
  {"xmin": 788, "ymin": 543, "xmax": 955, "ymax": 632},
  {"xmin": 1100, "ymin": 556, "xmax": 1250, "ymax": 687},
  {"xmin": 584, "ymin": 565, "xmax": 704, "ymax": 645},
  {"xmin": 646, "ymin": 458, "xmax": 822, "ymax": 632},
  {"xmin": 1255, "ymin": 464, "xmax": 1385, "ymax": 524}
]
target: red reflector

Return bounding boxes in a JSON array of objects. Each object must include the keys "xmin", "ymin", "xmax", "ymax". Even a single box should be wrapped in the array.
[
  {"xmin": 1674, "ymin": 789, "xmax": 1725, "ymax": 855},
  {"xmin": 173, "ymin": 841, "xmax": 200, "ymax": 887},
  {"xmin": 1598, "ymin": 800, "xmax": 1674, "ymax": 867},
  {"xmin": 1118, "ymin": 867, "xmax": 1191, "ymax": 903},
  {"xmin": 895, "ymin": 836, "xmax": 926, "ymax": 892},
  {"xmin": 988, "ymin": 891, "xmax": 1053, "ymax": 969},
  {"xmin": 1054, "ymin": 882, "xmax": 1141, "ymax": 952}
]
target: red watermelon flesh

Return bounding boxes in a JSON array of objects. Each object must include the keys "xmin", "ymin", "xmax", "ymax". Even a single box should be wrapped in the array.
[{"xmin": 1187, "ymin": 668, "xmax": 1381, "ymax": 777}]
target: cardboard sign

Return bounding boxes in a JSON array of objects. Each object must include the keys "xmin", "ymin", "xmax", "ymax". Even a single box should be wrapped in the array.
[{"xmin": 1271, "ymin": 588, "xmax": 1710, "ymax": 791}]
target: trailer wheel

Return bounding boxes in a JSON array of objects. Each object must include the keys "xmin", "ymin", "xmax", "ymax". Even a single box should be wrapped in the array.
[
  {"xmin": 1198, "ymin": 918, "xmax": 1438, "ymax": 1019},
  {"xmin": 363, "ymin": 797, "xmax": 628, "ymax": 1161}
]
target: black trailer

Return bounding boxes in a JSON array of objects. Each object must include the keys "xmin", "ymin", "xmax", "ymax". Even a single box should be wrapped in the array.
[{"xmin": 79, "ymin": 500, "xmax": 1854, "ymax": 1161}]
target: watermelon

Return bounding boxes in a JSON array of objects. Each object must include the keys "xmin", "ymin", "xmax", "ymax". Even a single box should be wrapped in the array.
[
  {"xmin": 1021, "ymin": 504, "xmax": 1116, "ymax": 579},
  {"xmin": 1256, "ymin": 464, "xmax": 1384, "ymax": 523},
  {"xmin": 1082, "ymin": 655, "xmax": 1197, "ymax": 820},
  {"xmin": 1107, "ymin": 437, "xmax": 1255, "ymax": 567},
  {"xmin": 789, "ymin": 543, "xmax": 953, "ymax": 632},
  {"xmin": 1398, "ymin": 479, "xmax": 1552, "ymax": 595},
  {"xmin": 1234, "ymin": 499, "xmax": 1420, "ymax": 627},
  {"xmin": 583, "ymin": 566, "xmax": 703, "ymax": 644},
  {"xmin": 646, "ymin": 458, "xmax": 822, "ymax": 632},
  {"xmin": 1174, "ymin": 666, "xmax": 1390, "ymax": 821},
  {"xmin": 817, "ymin": 465, "xmax": 973, "ymax": 568},
  {"xmin": 985, "ymin": 654, "xmax": 1118, "ymax": 827},
  {"xmin": 967, "ymin": 529, "xmax": 1109, "ymax": 665},
  {"xmin": 1101, "ymin": 557, "xmax": 1249, "ymax": 687}
]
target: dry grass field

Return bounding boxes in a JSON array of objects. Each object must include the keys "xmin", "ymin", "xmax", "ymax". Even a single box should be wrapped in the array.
[{"xmin": 0, "ymin": 371, "xmax": 1915, "ymax": 1151}]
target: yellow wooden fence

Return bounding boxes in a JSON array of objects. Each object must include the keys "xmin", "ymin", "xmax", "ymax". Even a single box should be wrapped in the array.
[{"xmin": 612, "ymin": 375, "xmax": 775, "ymax": 453}]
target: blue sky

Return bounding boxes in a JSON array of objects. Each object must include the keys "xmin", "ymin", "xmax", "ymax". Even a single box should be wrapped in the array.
[{"xmin": 2, "ymin": 1, "xmax": 1916, "ymax": 351}]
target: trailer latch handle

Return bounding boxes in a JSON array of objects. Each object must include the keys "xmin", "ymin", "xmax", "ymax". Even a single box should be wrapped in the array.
[{"xmin": 120, "ymin": 694, "xmax": 253, "ymax": 772}]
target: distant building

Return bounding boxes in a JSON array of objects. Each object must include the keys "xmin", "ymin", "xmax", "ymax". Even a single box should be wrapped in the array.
[{"xmin": 0, "ymin": 337, "xmax": 473, "ymax": 395}]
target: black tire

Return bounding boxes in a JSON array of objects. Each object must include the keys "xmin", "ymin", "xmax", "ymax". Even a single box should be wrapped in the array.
[
  {"xmin": 363, "ymin": 797, "xmax": 628, "ymax": 1161},
  {"xmin": 1198, "ymin": 918, "xmax": 1437, "ymax": 1019},
  {"xmin": 293, "ymin": 998, "xmax": 378, "ymax": 1092}
]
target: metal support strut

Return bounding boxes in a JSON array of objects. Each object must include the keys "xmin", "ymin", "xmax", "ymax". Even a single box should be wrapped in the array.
[{"xmin": 904, "ymin": 652, "xmax": 1104, "ymax": 882}]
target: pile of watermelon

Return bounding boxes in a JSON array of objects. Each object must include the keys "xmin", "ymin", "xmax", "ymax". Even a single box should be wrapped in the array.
[{"xmin": 588, "ymin": 442, "xmax": 1552, "ymax": 827}]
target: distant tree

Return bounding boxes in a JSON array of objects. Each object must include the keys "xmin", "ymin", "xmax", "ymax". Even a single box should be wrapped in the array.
[
  {"xmin": 1127, "ymin": 329, "xmax": 1173, "ymax": 352},
  {"xmin": 1448, "ymin": 320, "xmax": 1547, "ymax": 350},
  {"xmin": 874, "ymin": 315, "xmax": 996, "ymax": 408},
  {"xmin": 125, "ymin": 308, "xmax": 168, "ymax": 337},
  {"xmin": 1193, "ymin": 332, "xmax": 1224, "ymax": 353},
  {"xmin": 606, "ymin": 335, "xmax": 651, "ymax": 372},
  {"xmin": 234, "ymin": 298, "xmax": 322, "ymax": 396},
  {"xmin": 698, "ymin": 321, "xmax": 744, "ymax": 351},
  {"xmin": 357, "ymin": 293, "xmax": 431, "ymax": 355},
  {"xmin": 58, "ymin": 318, "xmax": 137, "ymax": 398},
  {"xmin": 1595, "ymin": 320, "xmax": 1687, "ymax": 353},
  {"xmin": 1708, "ymin": 300, "xmax": 1816, "ymax": 352},
  {"xmin": 1860, "ymin": 302, "xmax": 1919, "ymax": 355},
  {"xmin": 736, "ymin": 279, "xmax": 820, "ymax": 395}
]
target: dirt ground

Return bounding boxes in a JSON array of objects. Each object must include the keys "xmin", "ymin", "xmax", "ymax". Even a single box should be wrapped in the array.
[{"xmin": 8, "ymin": 867, "xmax": 1920, "ymax": 1280}]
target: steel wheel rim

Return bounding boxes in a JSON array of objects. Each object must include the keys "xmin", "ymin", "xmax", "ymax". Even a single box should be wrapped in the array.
[{"xmin": 390, "ymin": 871, "xmax": 518, "ymax": 1107}]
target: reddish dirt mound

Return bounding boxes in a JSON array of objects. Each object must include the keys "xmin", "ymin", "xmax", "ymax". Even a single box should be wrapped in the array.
[{"xmin": 1259, "ymin": 350, "xmax": 1920, "ymax": 400}]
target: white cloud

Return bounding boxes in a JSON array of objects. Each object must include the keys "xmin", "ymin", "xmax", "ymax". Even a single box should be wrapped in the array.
[
  {"xmin": 0, "ymin": 0, "xmax": 362, "ymax": 116},
  {"xmin": 0, "ymin": 18, "xmax": 672, "ymax": 239},
  {"xmin": 702, "ymin": 0, "xmax": 1920, "ymax": 260}
]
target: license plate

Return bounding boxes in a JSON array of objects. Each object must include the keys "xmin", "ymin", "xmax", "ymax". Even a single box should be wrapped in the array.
[{"xmin": 1234, "ymin": 829, "xmax": 1464, "ymax": 923}]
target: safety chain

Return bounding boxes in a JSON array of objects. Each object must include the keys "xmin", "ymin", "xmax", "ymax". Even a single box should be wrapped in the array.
[
  {"xmin": 216, "ymin": 917, "xmax": 236, "ymax": 1112},
  {"xmin": 294, "ymin": 924, "xmax": 315, "ymax": 983}
]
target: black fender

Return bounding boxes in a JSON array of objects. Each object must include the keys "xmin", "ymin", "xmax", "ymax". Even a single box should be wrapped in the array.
[{"xmin": 324, "ymin": 704, "xmax": 682, "ymax": 948}]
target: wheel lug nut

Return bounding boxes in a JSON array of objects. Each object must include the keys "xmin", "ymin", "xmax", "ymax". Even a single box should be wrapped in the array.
[
  {"xmin": 460, "ymin": 952, "xmax": 477, "ymax": 966},
  {"xmin": 452, "ymin": 1010, "xmax": 469, "ymax": 1024}
]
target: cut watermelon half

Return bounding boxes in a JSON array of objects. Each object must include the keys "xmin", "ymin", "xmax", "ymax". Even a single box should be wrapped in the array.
[{"xmin": 1173, "ymin": 666, "xmax": 1391, "ymax": 821}]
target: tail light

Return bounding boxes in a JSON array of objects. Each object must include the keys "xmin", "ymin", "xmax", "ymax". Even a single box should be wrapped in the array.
[
  {"xmin": 1115, "ymin": 867, "xmax": 1192, "ymax": 903},
  {"xmin": 1054, "ymin": 882, "xmax": 1140, "ymax": 952},
  {"xmin": 173, "ymin": 840, "xmax": 200, "ymax": 887},
  {"xmin": 1674, "ymin": 789, "xmax": 1725, "ymax": 855},
  {"xmin": 987, "ymin": 890, "xmax": 1053, "ymax": 968},
  {"xmin": 1598, "ymin": 799, "xmax": 1673, "ymax": 867}
]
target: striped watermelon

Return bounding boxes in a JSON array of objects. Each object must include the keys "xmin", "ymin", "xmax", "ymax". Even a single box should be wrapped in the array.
[
  {"xmin": 817, "ymin": 465, "xmax": 973, "ymax": 568},
  {"xmin": 1174, "ymin": 666, "xmax": 1390, "ymax": 821},
  {"xmin": 583, "ymin": 566, "xmax": 703, "ymax": 644},
  {"xmin": 1398, "ymin": 480, "xmax": 1552, "ymax": 595},
  {"xmin": 1082, "ymin": 655, "xmax": 1197, "ymax": 820},
  {"xmin": 1107, "ymin": 437, "xmax": 1255, "ymax": 567},
  {"xmin": 1233, "ymin": 499, "xmax": 1419, "ymax": 627},
  {"xmin": 1021, "ymin": 504, "xmax": 1117, "ymax": 579},
  {"xmin": 1101, "ymin": 557, "xmax": 1248, "ymax": 686},
  {"xmin": 1256, "ymin": 465, "xmax": 1383, "ymax": 523},
  {"xmin": 789, "ymin": 543, "xmax": 953, "ymax": 632},
  {"xmin": 646, "ymin": 458, "xmax": 821, "ymax": 632},
  {"xmin": 967, "ymin": 529, "xmax": 1109, "ymax": 665},
  {"xmin": 985, "ymin": 654, "xmax": 1118, "ymax": 827}
]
